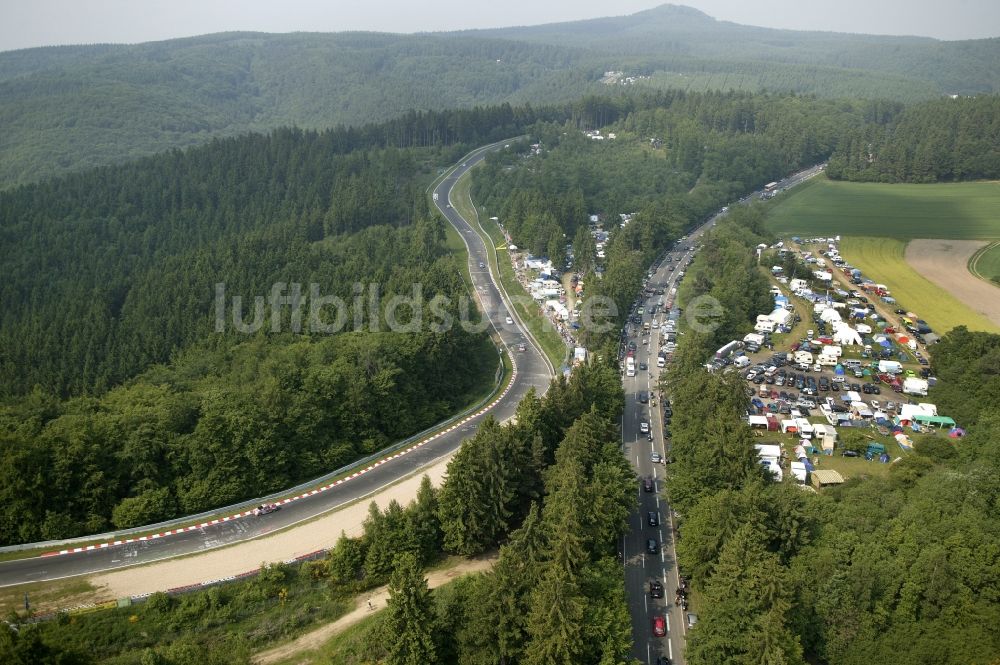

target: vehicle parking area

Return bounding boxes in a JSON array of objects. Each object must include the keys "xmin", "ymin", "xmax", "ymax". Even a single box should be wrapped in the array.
[{"xmin": 707, "ymin": 235, "xmax": 968, "ymax": 484}]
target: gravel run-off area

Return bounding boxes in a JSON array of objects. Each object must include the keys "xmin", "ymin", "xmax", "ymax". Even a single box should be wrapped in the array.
[{"xmin": 86, "ymin": 456, "xmax": 454, "ymax": 600}]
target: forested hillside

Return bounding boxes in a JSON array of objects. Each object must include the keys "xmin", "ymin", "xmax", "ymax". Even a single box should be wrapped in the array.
[
  {"xmin": 1, "ymin": 361, "xmax": 636, "ymax": 665},
  {"xmin": 466, "ymin": 4, "xmax": 1000, "ymax": 95},
  {"xmin": 472, "ymin": 91, "xmax": 876, "ymax": 346},
  {"xmin": 827, "ymin": 95, "xmax": 1000, "ymax": 182},
  {"xmin": 0, "ymin": 32, "xmax": 599, "ymax": 187},
  {"xmin": 0, "ymin": 107, "xmax": 539, "ymax": 543},
  {"xmin": 3, "ymin": 5, "xmax": 998, "ymax": 188},
  {"xmin": 662, "ymin": 209, "xmax": 1000, "ymax": 664}
]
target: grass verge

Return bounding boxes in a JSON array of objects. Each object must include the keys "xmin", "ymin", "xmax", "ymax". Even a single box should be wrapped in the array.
[{"xmin": 450, "ymin": 167, "xmax": 567, "ymax": 370}]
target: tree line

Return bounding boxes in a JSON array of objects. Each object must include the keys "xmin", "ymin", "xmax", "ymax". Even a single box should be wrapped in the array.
[
  {"xmin": 662, "ymin": 209, "xmax": 1000, "ymax": 664},
  {"xmin": 0, "ymin": 133, "xmax": 513, "ymax": 544},
  {"xmin": 1, "ymin": 358, "xmax": 635, "ymax": 665},
  {"xmin": 826, "ymin": 95, "xmax": 1000, "ymax": 182},
  {"xmin": 471, "ymin": 91, "xmax": 875, "ymax": 348}
]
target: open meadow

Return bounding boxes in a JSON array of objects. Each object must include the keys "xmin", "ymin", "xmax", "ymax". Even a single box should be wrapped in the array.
[
  {"xmin": 766, "ymin": 177, "xmax": 1000, "ymax": 334},
  {"xmin": 765, "ymin": 177, "xmax": 1000, "ymax": 239},
  {"xmin": 839, "ymin": 237, "xmax": 1000, "ymax": 333}
]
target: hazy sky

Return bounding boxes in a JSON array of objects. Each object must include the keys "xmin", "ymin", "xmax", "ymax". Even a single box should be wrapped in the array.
[{"xmin": 2, "ymin": 0, "xmax": 998, "ymax": 52}]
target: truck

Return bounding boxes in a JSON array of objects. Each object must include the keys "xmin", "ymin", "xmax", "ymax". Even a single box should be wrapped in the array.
[
  {"xmin": 818, "ymin": 354, "xmax": 839, "ymax": 367},
  {"xmin": 794, "ymin": 351, "xmax": 814, "ymax": 366},
  {"xmin": 714, "ymin": 340, "xmax": 742, "ymax": 362},
  {"xmin": 903, "ymin": 377, "xmax": 929, "ymax": 396},
  {"xmin": 878, "ymin": 360, "xmax": 902, "ymax": 375}
]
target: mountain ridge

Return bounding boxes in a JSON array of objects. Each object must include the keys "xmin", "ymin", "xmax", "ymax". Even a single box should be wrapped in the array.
[{"xmin": 0, "ymin": 4, "xmax": 997, "ymax": 187}]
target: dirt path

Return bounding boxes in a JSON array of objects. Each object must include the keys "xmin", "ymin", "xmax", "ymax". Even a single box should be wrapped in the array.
[
  {"xmin": 905, "ymin": 239, "xmax": 1000, "ymax": 327},
  {"xmin": 253, "ymin": 556, "xmax": 495, "ymax": 665},
  {"xmin": 87, "ymin": 457, "xmax": 453, "ymax": 600}
]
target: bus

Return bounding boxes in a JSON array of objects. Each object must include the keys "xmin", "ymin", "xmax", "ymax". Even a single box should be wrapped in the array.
[{"xmin": 764, "ymin": 181, "xmax": 779, "ymax": 193}]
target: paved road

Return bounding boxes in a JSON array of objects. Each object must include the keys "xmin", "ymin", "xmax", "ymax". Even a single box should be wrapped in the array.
[
  {"xmin": 622, "ymin": 219, "xmax": 713, "ymax": 665},
  {"xmin": 623, "ymin": 163, "xmax": 825, "ymax": 664},
  {"xmin": 0, "ymin": 142, "xmax": 553, "ymax": 589}
]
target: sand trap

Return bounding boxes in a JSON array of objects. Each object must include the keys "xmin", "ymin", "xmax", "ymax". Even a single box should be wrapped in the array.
[
  {"xmin": 88, "ymin": 456, "xmax": 453, "ymax": 600},
  {"xmin": 905, "ymin": 239, "xmax": 1000, "ymax": 328}
]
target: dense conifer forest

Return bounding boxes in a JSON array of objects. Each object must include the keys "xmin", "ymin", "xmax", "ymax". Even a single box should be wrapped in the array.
[{"xmin": 827, "ymin": 95, "xmax": 1000, "ymax": 182}]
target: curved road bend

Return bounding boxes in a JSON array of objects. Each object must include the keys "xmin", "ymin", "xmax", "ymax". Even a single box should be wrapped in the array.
[{"xmin": 0, "ymin": 143, "xmax": 552, "ymax": 588}]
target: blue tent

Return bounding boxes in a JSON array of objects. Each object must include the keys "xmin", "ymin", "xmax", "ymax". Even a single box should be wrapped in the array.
[
  {"xmin": 834, "ymin": 364, "xmax": 845, "ymax": 375},
  {"xmin": 879, "ymin": 338, "xmax": 892, "ymax": 347}
]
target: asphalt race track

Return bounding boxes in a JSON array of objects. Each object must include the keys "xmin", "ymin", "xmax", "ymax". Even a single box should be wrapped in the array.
[{"xmin": 0, "ymin": 142, "xmax": 553, "ymax": 589}]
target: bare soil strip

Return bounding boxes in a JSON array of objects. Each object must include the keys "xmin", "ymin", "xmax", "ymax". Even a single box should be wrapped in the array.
[
  {"xmin": 905, "ymin": 239, "xmax": 1000, "ymax": 328},
  {"xmin": 252, "ymin": 556, "xmax": 495, "ymax": 665}
]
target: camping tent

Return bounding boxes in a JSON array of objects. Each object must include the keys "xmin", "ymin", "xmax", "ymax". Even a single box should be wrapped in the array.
[
  {"xmin": 820, "ymin": 308, "xmax": 842, "ymax": 323},
  {"xmin": 833, "ymin": 324, "xmax": 863, "ymax": 346}
]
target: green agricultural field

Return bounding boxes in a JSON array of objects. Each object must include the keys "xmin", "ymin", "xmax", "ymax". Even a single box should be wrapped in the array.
[
  {"xmin": 839, "ymin": 237, "xmax": 1000, "ymax": 333},
  {"xmin": 766, "ymin": 177, "xmax": 1000, "ymax": 239},
  {"xmin": 969, "ymin": 241, "xmax": 1000, "ymax": 286}
]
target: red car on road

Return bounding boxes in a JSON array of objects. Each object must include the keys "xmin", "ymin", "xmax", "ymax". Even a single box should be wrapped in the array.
[{"xmin": 653, "ymin": 615, "xmax": 666, "ymax": 637}]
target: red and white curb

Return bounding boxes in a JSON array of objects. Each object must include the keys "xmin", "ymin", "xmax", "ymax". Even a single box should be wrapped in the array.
[{"xmin": 41, "ymin": 360, "xmax": 519, "ymax": 558}]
